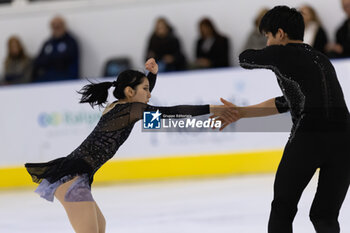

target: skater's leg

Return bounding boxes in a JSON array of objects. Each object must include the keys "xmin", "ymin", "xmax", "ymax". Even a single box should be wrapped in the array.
[
  {"xmin": 268, "ymin": 133, "xmax": 320, "ymax": 233},
  {"xmin": 54, "ymin": 177, "xmax": 101, "ymax": 233},
  {"xmin": 310, "ymin": 133, "xmax": 350, "ymax": 233}
]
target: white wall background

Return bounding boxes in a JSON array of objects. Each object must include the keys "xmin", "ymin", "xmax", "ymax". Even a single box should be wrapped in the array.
[{"xmin": 0, "ymin": 0, "xmax": 346, "ymax": 79}]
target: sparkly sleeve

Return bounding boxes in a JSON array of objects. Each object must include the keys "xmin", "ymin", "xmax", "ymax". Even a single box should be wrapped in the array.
[
  {"xmin": 275, "ymin": 96, "xmax": 290, "ymax": 113},
  {"xmin": 239, "ymin": 45, "xmax": 281, "ymax": 69},
  {"xmin": 147, "ymin": 72, "xmax": 157, "ymax": 92}
]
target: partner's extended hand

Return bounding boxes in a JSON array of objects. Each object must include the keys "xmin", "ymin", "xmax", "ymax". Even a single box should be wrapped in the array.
[{"xmin": 210, "ymin": 98, "xmax": 241, "ymax": 131}]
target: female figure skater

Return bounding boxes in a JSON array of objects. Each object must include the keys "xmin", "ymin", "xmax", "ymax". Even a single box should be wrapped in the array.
[
  {"xmin": 25, "ymin": 58, "xmax": 226, "ymax": 233},
  {"xmin": 212, "ymin": 6, "xmax": 350, "ymax": 233}
]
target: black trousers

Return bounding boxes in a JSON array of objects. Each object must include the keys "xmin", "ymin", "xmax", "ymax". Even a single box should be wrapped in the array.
[{"xmin": 268, "ymin": 128, "xmax": 350, "ymax": 233}]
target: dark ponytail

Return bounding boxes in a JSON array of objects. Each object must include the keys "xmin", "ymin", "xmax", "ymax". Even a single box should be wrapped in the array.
[
  {"xmin": 78, "ymin": 70, "xmax": 147, "ymax": 108},
  {"xmin": 78, "ymin": 81, "xmax": 113, "ymax": 108}
]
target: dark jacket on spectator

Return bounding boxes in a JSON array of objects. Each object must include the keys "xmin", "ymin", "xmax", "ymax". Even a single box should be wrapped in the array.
[
  {"xmin": 312, "ymin": 27, "xmax": 328, "ymax": 54},
  {"xmin": 196, "ymin": 35, "xmax": 230, "ymax": 68},
  {"xmin": 335, "ymin": 19, "xmax": 350, "ymax": 58},
  {"xmin": 146, "ymin": 34, "xmax": 186, "ymax": 72},
  {"xmin": 32, "ymin": 32, "xmax": 79, "ymax": 82}
]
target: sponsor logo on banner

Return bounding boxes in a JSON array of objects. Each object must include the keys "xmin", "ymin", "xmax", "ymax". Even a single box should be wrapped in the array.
[{"xmin": 38, "ymin": 111, "xmax": 101, "ymax": 128}]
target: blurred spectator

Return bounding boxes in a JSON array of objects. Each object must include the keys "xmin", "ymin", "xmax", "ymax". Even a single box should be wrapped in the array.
[
  {"xmin": 195, "ymin": 18, "xmax": 230, "ymax": 69},
  {"xmin": 300, "ymin": 5, "xmax": 328, "ymax": 54},
  {"xmin": 326, "ymin": 0, "xmax": 350, "ymax": 58},
  {"xmin": 243, "ymin": 8, "xmax": 269, "ymax": 50},
  {"xmin": 0, "ymin": 0, "xmax": 12, "ymax": 4},
  {"xmin": 32, "ymin": 16, "xmax": 80, "ymax": 82},
  {"xmin": 145, "ymin": 17, "xmax": 186, "ymax": 72},
  {"xmin": 1, "ymin": 36, "xmax": 32, "ymax": 85}
]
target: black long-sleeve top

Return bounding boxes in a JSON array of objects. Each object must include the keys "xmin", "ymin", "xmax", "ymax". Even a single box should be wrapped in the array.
[{"xmin": 239, "ymin": 43, "xmax": 349, "ymax": 137}]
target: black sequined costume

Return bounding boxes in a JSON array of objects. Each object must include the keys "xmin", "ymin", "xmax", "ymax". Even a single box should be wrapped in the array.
[
  {"xmin": 25, "ymin": 73, "xmax": 210, "ymax": 201},
  {"xmin": 240, "ymin": 43, "xmax": 350, "ymax": 233}
]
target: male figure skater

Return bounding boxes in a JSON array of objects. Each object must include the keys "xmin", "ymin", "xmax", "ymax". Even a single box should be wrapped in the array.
[{"xmin": 212, "ymin": 6, "xmax": 350, "ymax": 233}]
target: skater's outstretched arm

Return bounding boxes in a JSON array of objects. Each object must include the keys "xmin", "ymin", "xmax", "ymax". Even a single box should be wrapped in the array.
[
  {"xmin": 98, "ymin": 102, "xmax": 233, "ymax": 132},
  {"xmin": 131, "ymin": 102, "xmax": 233, "ymax": 122},
  {"xmin": 210, "ymin": 97, "xmax": 286, "ymax": 130}
]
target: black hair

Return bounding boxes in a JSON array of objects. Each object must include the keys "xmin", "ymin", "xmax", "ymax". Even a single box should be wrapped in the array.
[
  {"xmin": 199, "ymin": 17, "xmax": 219, "ymax": 37},
  {"xmin": 154, "ymin": 17, "xmax": 174, "ymax": 35},
  {"xmin": 259, "ymin": 5, "xmax": 304, "ymax": 41},
  {"xmin": 78, "ymin": 70, "xmax": 147, "ymax": 108}
]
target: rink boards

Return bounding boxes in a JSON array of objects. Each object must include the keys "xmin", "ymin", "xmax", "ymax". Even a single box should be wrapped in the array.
[{"xmin": 0, "ymin": 59, "xmax": 349, "ymax": 188}]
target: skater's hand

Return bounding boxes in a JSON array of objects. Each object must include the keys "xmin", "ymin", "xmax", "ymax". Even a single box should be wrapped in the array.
[
  {"xmin": 145, "ymin": 58, "xmax": 158, "ymax": 74},
  {"xmin": 210, "ymin": 98, "xmax": 241, "ymax": 131}
]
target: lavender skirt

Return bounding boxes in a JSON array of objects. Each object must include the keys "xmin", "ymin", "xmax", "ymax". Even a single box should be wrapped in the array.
[{"xmin": 34, "ymin": 174, "xmax": 94, "ymax": 202}]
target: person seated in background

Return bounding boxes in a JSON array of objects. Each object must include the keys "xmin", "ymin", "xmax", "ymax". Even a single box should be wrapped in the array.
[
  {"xmin": 1, "ymin": 36, "xmax": 32, "ymax": 85},
  {"xmin": 145, "ymin": 17, "xmax": 186, "ymax": 72},
  {"xmin": 32, "ymin": 15, "xmax": 80, "ymax": 82},
  {"xmin": 299, "ymin": 5, "xmax": 328, "ymax": 54},
  {"xmin": 326, "ymin": 0, "xmax": 350, "ymax": 58},
  {"xmin": 243, "ymin": 8, "xmax": 269, "ymax": 50},
  {"xmin": 194, "ymin": 18, "xmax": 230, "ymax": 69}
]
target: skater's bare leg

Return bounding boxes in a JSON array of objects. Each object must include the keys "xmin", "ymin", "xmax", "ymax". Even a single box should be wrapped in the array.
[
  {"xmin": 95, "ymin": 202, "xmax": 106, "ymax": 233},
  {"xmin": 54, "ymin": 177, "xmax": 104, "ymax": 233}
]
